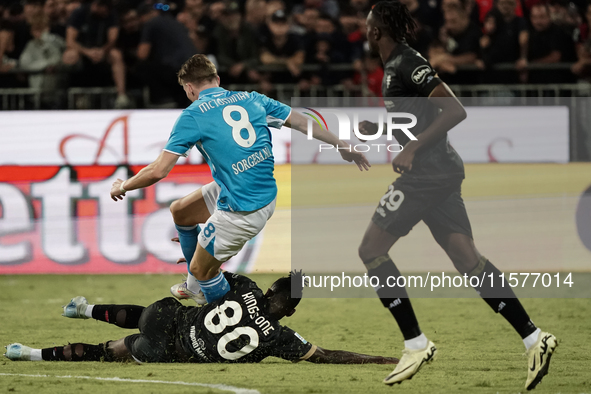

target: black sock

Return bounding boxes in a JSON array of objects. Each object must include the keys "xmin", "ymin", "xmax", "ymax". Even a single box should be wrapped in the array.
[
  {"xmin": 41, "ymin": 346, "xmax": 65, "ymax": 361},
  {"xmin": 469, "ymin": 258, "xmax": 537, "ymax": 339},
  {"xmin": 91, "ymin": 305, "xmax": 144, "ymax": 328},
  {"xmin": 365, "ymin": 255, "xmax": 422, "ymax": 340},
  {"xmin": 41, "ymin": 343, "xmax": 112, "ymax": 361}
]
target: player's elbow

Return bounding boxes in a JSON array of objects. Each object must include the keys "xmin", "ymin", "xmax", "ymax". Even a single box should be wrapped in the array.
[
  {"xmin": 457, "ymin": 106, "xmax": 467, "ymax": 122},
  {"xmin": 451, "ymin": 105, "xmax": 467, "ymax": 124},
  {"xmin": 150, "ymin": 167, "xmax": 169, "ymax": 181}
]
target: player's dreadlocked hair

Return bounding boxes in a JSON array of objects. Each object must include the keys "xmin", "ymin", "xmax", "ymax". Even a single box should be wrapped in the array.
[
  {"xmin": 269, "ymin": 270, "xmax": 307, "ymax": 310},
  {"xmin": 371, "ymin": 0, "xmax": 417, "ymax": 43}
]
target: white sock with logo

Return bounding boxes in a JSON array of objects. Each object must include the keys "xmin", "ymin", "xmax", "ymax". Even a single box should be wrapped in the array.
[
  {"xmin": 404, "ymin": 333, "xmax": 428, "ymax": 350},
  {"xmin": 523, "ymin": 328, "xmax": 541, "ymax": 350}
]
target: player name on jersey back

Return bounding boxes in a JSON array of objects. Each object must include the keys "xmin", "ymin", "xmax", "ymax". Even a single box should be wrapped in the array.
[
  {"xmin": 242, "ymin": 291, "xmax": 275, "ymax": 336},
  {"xmin": 232, "ymin": 146, "xmax": 272, "ymax": 175},
  {"xmin": 197, "ymin": 92, "xmax": 250, "ymax": 113}
]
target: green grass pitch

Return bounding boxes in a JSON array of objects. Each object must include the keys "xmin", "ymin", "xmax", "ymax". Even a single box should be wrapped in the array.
[{"xmin": 1, "ymin": 274, "xmax": 590, "ymax": 394}]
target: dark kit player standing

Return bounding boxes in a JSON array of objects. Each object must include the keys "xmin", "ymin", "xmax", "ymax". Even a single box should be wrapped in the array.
[{"xmin": 357, "ymin": 0, "xmax": 557, "ymax": 390}]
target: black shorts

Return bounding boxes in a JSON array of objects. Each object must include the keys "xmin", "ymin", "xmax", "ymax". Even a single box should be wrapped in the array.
[
  {"xmin": 371, "ymin": 177, "xmax": 473, "ymax": 242},
  {"xmin": 124, "ymin": 297, "xmax": 188, "ymax": 363}
]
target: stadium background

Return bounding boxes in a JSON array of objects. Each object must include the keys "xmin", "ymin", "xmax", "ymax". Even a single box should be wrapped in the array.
[
  {"xmin": 0, "ymin": 106, "xmax": 589, "ymax": 275},
  {"xmin": 0, "ymin": 0, "xmax": 590, "ymax": 275}
]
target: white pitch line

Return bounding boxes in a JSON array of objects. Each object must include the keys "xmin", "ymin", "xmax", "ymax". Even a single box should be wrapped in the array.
[{"xmin": 0, "ymin": 373, "xmax": 260, "ymax": 394}]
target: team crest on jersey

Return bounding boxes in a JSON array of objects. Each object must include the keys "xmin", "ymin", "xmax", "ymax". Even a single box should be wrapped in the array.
[{"xmin": 411, "ymin": 65, "xmax": 431, "ymax": 84}]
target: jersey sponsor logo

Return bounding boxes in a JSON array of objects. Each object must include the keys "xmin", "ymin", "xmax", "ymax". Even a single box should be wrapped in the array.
[
  {"xmin": 190, "ymin": 326, "xmax": 211, "ymax": 361},
  {"xmin": 242, "ymin": 292, "xmax": 275, "ymax": 336},
  {"xmin": 411, "ymin": 65, "xmax": 432, "ymax": 84},
  {"xmin": 231, "ymin": 146, "xmax": 272, "ymax": 175}
]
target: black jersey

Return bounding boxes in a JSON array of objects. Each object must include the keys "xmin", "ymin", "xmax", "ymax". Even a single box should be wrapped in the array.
[
  {"xmin": 177, "ymin": 273, "xmax": 315, "ymax": 363},
  {"xmin": 382, "ymin": 43, "xmax": 464, "ymax": 180}
]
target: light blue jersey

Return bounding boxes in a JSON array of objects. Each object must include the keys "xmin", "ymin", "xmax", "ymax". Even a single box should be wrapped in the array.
[{"xmin": 164, "ymin": 87, "xmax": 291, "ymax": 212}]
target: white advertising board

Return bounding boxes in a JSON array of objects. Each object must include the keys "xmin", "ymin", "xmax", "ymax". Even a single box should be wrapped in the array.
[{"xmin": 0, "ymin": 106, "xmax": 569, "ymax": 166}]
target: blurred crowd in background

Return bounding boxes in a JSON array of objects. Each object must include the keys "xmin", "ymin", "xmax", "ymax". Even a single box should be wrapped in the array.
[{"xmin": 2, "ymin": 0, "xmax": 591, "ymax": 108}]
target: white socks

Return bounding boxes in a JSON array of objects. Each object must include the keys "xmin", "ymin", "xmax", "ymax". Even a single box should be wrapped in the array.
[
  {"xmin": 403, "ymin": 329, "xmax": 540, "ymax": 352},
  {"xmin": 523, "ymin": 328, "xmax": 541, "ymax": 350},
  {"xmin": 404, "ymin": 333, "xmax": 428, "ymax": 350},
  {"xmin": 30, "ymin": 349, "xmax": 42, "ymax": 361},
  {"xmin": 84, "ymin": 305, "xmax": 94, "ymax": 318},
  {"xmin": 187, "ymin": 273, "xmax": 202, "ymax": 293}
]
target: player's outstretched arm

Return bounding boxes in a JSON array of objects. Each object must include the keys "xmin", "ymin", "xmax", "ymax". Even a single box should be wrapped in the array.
[
  {"xmin": 305, "ymin": 346, "xmax": 398, "ymax": 365},
  {"xmin": 285, "ymin": 111, "xmax": 371, "ymax": 171},
  {"xmin": 110, "ymin": 151, "xmax": 180, "ymax": 201}
]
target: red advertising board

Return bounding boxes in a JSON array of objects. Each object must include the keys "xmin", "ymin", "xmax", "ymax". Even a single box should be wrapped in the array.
[{"xmin": 0, "ymin": 164, "xmax": 231, "ymax": 274}]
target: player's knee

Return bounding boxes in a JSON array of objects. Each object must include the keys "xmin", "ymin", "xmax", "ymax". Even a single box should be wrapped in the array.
[
  {"xmin": 452, "ymin": 258, "xmax": 478, "ymax": 275},
  {"xmin": 63, "ymin": 344, "xmax": 72, "ymax": 361},
  {"xmin": 448, "ymin": 248, "xmax": 481, "ymax": 274},
  {"xmin": 448, "ymin": 249, "xmax": 479, "ymax": 274},
  {"xmin": 170, "ymin": 199, "xmax": 183, "ymax": 221},
  {"xmin": 358, "ymin": 243, "xmax": 375, "ymax": 265},
  {"xmin": 62, "ymin": 343, "xmax": 84, "ymax": 361},
  {"xmin": 106, "ymin": 340, "xmax": 130, "ymax": 361},
  {"xmin": 170, "ymin": 199, "xmax": 179, "ymax": 215}
]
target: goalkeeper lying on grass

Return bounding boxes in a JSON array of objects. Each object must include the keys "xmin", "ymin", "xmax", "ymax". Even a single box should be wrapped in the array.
[{"xmin": 5, "ymin": 270, "xmax": 397, "ymax": 365}]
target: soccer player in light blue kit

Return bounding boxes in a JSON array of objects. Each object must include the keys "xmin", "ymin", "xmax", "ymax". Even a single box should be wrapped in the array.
[{"xmin": 110, "ymin": 54, "xmax": 370, "ymax": 304}]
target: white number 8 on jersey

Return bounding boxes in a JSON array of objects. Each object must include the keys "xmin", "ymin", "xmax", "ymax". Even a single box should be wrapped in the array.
[{"xmin": 223, "ymin": 105, "xmax": 257, "ymax": 148}]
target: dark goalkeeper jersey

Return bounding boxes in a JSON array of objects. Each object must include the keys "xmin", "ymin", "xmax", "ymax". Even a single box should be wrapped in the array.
[
  {"xmin": 382, "ymin": 42, "xmax": 465, "ymax": 181},
  {"xmin": 177, "ymin": 273, "xmax": 315, "ymax": 363}
]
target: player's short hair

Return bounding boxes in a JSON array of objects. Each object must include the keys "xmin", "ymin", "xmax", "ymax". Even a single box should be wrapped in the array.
[
  {"xmin": 371, "ymin": 0, "xmax": 417, "ymax": 42},
  {"xmin": 269, "ymin": 270, "xmax": 306, "ymax": 311},
  {"xmin": 177, "ymin": 54, "xmax": 219, "ymax": 86}
]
